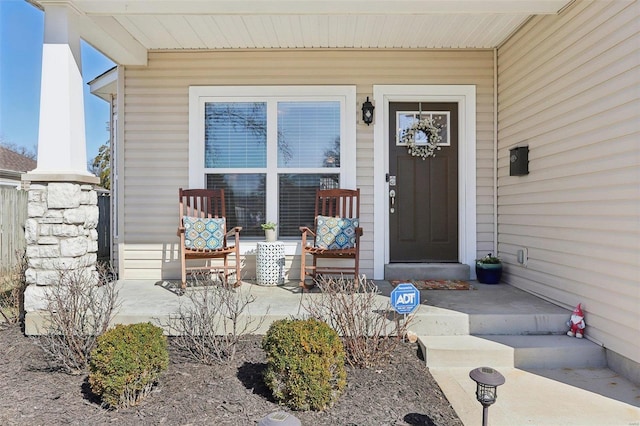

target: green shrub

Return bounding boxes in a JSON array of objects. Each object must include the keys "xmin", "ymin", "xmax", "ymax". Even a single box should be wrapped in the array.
[
  {"xmin": 262, "ymin": 318, "xmax": 346, "ymax": 411},
  {"xmin": 88, "ymin": 323, "xmax": 169, "ymax": 408}
]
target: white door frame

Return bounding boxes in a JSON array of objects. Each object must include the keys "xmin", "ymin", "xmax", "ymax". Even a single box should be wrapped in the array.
[{"xmin": 372, "ymin": 85, "xmax": 477, "ymax": 279}]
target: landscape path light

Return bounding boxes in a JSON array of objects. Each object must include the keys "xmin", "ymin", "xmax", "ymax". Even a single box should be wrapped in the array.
[{"xmin": 469, "ymin": 366, "xmax": 506, "ymax": 426}]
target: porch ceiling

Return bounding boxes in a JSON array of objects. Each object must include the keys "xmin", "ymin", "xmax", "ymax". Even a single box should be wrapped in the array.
[{"xmin": 32, "ymin": 0, "xmax": 573, "ymax": 65}]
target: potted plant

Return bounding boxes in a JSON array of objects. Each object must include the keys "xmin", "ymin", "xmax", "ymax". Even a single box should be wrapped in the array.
[
  {"xmin": 261, "ymin": 222, "xmax": 277, "ymax": 242},
  {"xmin": 475, "ymin": 253, "xmax": 502, "ymax": 284}
]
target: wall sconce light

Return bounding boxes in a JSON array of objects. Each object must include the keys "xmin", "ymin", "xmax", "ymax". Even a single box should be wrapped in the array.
[
  {"xmin": 469, "ymin": 367, "xmax": 505, "ymax": 426},
  {"xmin": 361, "ymin": 97, "xmax": 374, "ymax": 125}
]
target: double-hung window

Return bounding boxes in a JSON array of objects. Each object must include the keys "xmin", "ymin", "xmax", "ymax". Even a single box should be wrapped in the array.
[{"xmin": 189, "ymin": 86, "xmax": 356, "ymax": 239}]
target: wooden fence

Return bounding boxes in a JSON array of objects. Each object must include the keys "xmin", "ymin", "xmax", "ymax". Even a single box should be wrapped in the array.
[
  {"xmin": 0, "ymin": 187, "xmax": 28, "ymax": 274},
  {"xmin": 1, "ymin": 188, "xmax": 111, "ymax": 274}
]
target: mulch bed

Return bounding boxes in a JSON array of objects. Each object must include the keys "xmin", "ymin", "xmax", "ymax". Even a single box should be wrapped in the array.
[
  {"xmin": 0, "ymin": 323, "xmax": 462, "ymax": 425},
  {"xmin": 390, "ymin": 280, "xmax": 472, "ymax": 290}
]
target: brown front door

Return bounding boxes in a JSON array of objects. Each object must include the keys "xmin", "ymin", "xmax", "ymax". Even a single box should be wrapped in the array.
[{"xmin": 389, "ymin": 102, "xmax": 458, "ymax": 262}]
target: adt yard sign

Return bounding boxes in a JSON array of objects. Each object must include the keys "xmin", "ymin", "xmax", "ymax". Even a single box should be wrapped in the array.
[{"xmin": 390, "ymin": 283, "xmax": 420, "ymax": 314}]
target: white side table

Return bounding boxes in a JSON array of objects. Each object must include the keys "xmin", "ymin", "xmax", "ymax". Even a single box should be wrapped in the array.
[{"xmin": 256, "ymin": 241, "xmax": 285, "ymax": 286}]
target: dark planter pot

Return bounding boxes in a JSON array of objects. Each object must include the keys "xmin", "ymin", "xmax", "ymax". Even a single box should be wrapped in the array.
[{"xmin": 475, "ymin": 263, "xmax": 503, "ymax": 284}]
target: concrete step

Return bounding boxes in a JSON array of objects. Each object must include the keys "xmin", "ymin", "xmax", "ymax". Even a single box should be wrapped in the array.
[
  {"xmin": 479, "ymin": 335, "xmax": 607, "ymax": 369},
  {"xmin": 410, "ymin": 304, "xmax": 470, "ymax": 336},
  {"xmin": 469, "ymin": 312, "xmax": 569, "ymax": 335},
  {"xmin": 418, "ymin": 334, "xmax": 607, "ymax": 370},
  {"xmin": 384, "ymin": 263, "xmax": 470, "ymax": 281},
  {"xmin": 418, "ymin": 335, "xmax": 514, "ymax": 368},
  {"xmin": 400, "ymin": 300, "xmax": 568, "ymax": 337}
]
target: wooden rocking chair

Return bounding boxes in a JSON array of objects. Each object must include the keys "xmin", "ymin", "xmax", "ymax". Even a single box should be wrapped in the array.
[
  {"xmin": 177, "ymin": 188, "xmax": 242, "ymax": 289},
  {"xmin": 299, "ymin": 188, "xmax": 363, "ymax": 289}
]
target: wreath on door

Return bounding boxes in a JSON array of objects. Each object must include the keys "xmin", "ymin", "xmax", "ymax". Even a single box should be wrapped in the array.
[{"xmin": 400, "ymin": 116, "xmax": 443, "ymax": 160}]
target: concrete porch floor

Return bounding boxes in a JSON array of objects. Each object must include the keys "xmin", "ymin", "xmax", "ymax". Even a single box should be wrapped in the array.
[
  {"xmin": 110, "ymin": 279, "xmax": 639, "ymax": 425},
  {"xmin": 115, "ymin": 278, "xmax": 571, "ymax": 328}
]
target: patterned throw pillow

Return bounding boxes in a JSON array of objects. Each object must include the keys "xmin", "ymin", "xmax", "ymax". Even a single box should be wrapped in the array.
[
  {"xmin": 183, "ymin": 216, "xmax": 226, "ymax": 250},
  {"xmin": 315, "ymin": 215, "xmax": 359, "ymax": 250}
]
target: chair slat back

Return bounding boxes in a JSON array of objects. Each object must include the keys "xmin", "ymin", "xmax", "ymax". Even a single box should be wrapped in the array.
[
  {"xmin": 315, "ymin": 188, "xmax": 360, "ymax": 219},
  {"xmin": 179, "ymin": 188, "xmax": 226, "ymax": 219}
]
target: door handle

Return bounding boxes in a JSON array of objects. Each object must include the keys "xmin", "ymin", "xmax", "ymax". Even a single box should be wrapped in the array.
[{"xmin": 389, "ymin": 189, "xmax": 396, "ymax": 213}]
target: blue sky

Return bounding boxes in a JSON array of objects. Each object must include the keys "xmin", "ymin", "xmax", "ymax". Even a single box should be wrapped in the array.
[{"xmin": 0, "ymin": 0, "xmax": 114, "ymax": 163}]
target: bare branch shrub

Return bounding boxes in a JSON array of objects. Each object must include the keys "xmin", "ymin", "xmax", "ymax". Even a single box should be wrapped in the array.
[
  {"xmin": 302, "ymin": 275, "xmax": 415, "ymax": 368},
  {"xmin": 165, "ymin": 274, "xmax": 265, "ymax": 364},
  {"xmin": 0, "ymin": 251, "xmax": 27, "ymax": 325},
  {"xmin": 35, "ymin": 263, "xmax": 120, "ymax": 374}
]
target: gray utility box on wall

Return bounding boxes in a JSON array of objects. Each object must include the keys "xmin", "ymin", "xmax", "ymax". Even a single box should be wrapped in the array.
[{"xmin": 510, "ymin": 146, "xmax": 529, "ymax": 176}]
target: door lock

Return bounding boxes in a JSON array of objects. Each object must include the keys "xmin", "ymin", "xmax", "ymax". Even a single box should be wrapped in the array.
[{"xmin": 389, "ymin": 189, "xmax": 396, "ymax": 213}]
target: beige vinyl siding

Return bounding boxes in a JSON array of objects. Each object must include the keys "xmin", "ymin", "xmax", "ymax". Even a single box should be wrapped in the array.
[
  {"xmin": 121, "ymin": 49, "xmax": 494, "ymax": 280},
  {"xmin": 497, "ymin": 0, "xmax": 640, "ymax": 363}
]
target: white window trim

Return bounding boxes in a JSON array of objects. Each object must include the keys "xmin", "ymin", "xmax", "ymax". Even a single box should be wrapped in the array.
[
  {"xmin": 372, "ymin": 85, "xmax": 477, "ymax": 279},
  {"xmin": 188, "ymin": 85, "xmax": 357, "ymax": 251}
]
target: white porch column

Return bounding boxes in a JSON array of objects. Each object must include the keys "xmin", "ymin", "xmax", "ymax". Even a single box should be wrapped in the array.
[
  {"xmin": 26, "ymin": 4, "xmax": 97, "ymax": 182},
  {"xmin": 23, "ymin": 4, "xmax": 100, "ymax": 335}
]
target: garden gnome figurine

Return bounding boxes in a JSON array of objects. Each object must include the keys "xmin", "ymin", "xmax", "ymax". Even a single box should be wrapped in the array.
[{"xmin": 566, "ymin": 303, "xmax": 586, "ymax": 338}]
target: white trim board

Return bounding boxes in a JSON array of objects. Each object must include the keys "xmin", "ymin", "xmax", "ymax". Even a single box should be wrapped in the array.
[{"xmin": 372, "ymin": 85, "xmax": 477, "ymax": 279}]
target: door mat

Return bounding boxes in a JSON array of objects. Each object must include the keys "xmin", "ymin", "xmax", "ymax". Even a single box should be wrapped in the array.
[{"xmin": 390, "ymin": 280, "xmax": 472, "ymax": 290}]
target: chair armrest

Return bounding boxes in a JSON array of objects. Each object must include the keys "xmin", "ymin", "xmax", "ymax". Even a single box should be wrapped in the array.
[
  {"xmin": 177, "ymin": 226, "xmax": 185, "ymax": 237},
  {"xmin": 299, "ymin": 226, "xmax": 316, "ymax": 237},
  {"xmin": 354, "ymin": 227, "xmax": 363, "ymax": 250},
  {"xmin": 300, "ymin": 226, "xmax": 316, "ymax": 248},
  {"xmin": 226, "ymin": 226, "xmax": 242, "ymax": 248},
  {"xmin": 225, "ymin": 226, "xmax": 242, "ymax": 238}
]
